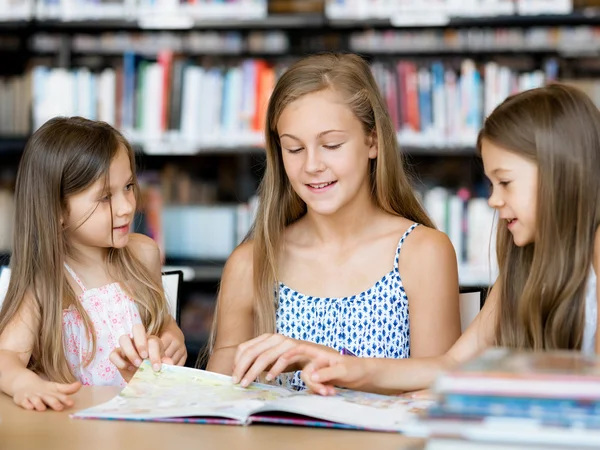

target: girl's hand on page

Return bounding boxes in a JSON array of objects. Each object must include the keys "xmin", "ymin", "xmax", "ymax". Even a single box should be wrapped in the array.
[
  {"xmin": 13, "ymin": 380, "xmax": 81, "ymax": 411},
  {"xmin": 110, "ymin": 324, "xmax": 173, "ymax": 382},
  {"xmin": 231, "ymin": 333, "xmax": 337, "ymax": 387},
  {"xmin": 283, "ymin": 344, "xmax": 370, "ymax": 395}
]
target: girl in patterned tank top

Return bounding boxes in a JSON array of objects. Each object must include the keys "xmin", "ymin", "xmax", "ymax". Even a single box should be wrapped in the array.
[
  {"xmin": 274, "ymin": 84, "xmax": 600, "ymax": 396},
  {"xmin": 0, "ymin": 117, "xmax": 186, "ymax": 411},
  {"xmin": 206, "ymin": 54, "xmax": 462, "ymax": 389}
]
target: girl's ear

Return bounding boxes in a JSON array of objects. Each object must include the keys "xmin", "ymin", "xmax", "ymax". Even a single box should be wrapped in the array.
[{"xmin": 368, "ymin": 132, "xmax": 378, "ymax": 159}]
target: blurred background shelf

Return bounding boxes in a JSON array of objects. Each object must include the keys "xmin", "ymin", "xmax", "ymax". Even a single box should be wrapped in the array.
[
  {"xmin": 162, "ymin": 262, "xmax": 496, "ymax": 287},
  {"xmin": 0, "ymin": 137, "xmax": 29, "ymax": 155},
  {"xmin": 4, "ymin": 0, "xmax": 598, "ymax": 366}
]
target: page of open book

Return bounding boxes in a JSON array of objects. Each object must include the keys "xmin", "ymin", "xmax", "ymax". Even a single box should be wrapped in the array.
[{"xmin": 72, "ymin": 362, "xmax": 432, "ymax": 431}]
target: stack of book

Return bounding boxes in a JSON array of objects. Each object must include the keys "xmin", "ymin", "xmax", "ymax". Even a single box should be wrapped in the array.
[{"xmin": 405, "ymin": 348, "xmax": 600, "ymax": 448}]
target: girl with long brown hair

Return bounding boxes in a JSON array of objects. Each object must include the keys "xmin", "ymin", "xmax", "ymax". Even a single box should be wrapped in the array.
[
  {"xmin": 269, "ymin": 83, "xmax": 600, "ymax": 396},
  {"xmin": 0, "ymin": 117, "xmax": 186, "ymax": 411},
  {"xmin": 206, "ymin": 53, "xmax": 461, "ymax": 390}
]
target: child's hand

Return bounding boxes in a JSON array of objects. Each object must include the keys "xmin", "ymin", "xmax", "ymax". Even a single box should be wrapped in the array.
[
  {"xmin": 160, "ymin": 319, "xmax": 187, "ymax": 366},
  {"xmin": 109, "ymin": 324, "xmax": 174, "ymax": 382},
  {"xmin": 13, "ymin": 380, "xmax": 82, "ymax": 411},
  {"xmin": 231, "ymin": 333, "xmax": 338, "ymax": 387},
  {"xmin": 281, "ymin": 344, "xmax": 369, "ymax": 396}
]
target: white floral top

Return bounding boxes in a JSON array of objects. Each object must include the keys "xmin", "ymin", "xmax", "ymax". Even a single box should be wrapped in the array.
[{"xmin": 62, "ymin": 264, "xmax": 142, "ymax": 386}]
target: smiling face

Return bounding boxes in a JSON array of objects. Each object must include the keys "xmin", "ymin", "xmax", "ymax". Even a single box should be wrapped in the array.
[
  {"xmin": 277, "ymin": 88, "xmax": 378, "ymax": 217},
  {"xmin": 64, "ymin": 146, "xmax": 136, "ymax": 254},
  {"xmin": 481, "ymin": 138, "xmax": 538, "ymax": 247}
]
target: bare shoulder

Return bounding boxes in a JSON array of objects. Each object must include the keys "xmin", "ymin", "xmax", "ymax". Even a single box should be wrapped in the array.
[
  {"xmin": 222, "ymin": 240, "xmax": 254, "ymax": 282},
  {"xmin": 127, "ymin": 233, "xmax": 160, "ymax": 264},
  {"xmin": 397, "ymin": 223, "xmax": 459, "ymax": 296},
  {"xmin": 401, "ymin": 224, "xmax": 456, "ymax": 261}
]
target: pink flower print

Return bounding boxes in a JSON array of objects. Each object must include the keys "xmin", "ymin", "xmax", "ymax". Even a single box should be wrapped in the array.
[
  {"xmin": 61, "ymin": 280, "xmax": 141, "ymax": 386},
  {"xmin": 65, "ymin": 334, "xmax": 81, "ymax": 354},
  {"xmin": 96, "ymin": 360, "xmax": 117, "ymax": 381}
]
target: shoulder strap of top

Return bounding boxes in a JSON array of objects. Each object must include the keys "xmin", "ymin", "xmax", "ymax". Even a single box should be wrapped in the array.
[
  {"xmin": 394, "ymin": 223, "xmax": 420, "ymax": 271},
  {"xmin": 64, "ymin": 263, "xmax": 87, "ymax": 292}
]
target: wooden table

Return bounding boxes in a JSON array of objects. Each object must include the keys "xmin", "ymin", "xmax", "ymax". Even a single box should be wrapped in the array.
[{"xmin": 0, "ymin": 387, "xmax": 426, "ymax": 450}]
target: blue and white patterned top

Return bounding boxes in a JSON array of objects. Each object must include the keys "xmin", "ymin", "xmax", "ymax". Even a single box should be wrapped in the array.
[{"xmin": 275, "ymin": 223, "xmax": 419, "ymax": 390}]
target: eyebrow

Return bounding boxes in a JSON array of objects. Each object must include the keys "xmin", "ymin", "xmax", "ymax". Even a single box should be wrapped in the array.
[
  {"xmin": 491, "ymin": 168, "xmax": 511, "ymax": 175},
  {"xmin": 279, "ymin": 130, "xmax": 346, "ymax": 140},
  {"xmin": 95, "ymin": 174, "xmax": 134, "ymax": 196}
]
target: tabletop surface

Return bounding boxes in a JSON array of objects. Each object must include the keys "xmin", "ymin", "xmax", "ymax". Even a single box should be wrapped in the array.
[{"xmin": 0, "ymin": 386, "xmax": 426, "ymax": 450}]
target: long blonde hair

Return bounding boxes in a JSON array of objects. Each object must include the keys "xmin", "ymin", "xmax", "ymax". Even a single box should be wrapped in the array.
[
  {"xmin": 0, "ymin": 117, "xmax": 169, "ymax": 383},
  {"xmin": 477, "ymin": 84, "xmax": 600, "ymax": 350},
  {"xmin": 204, "ymin": 53, "xmax": 434, "ymax": 359}
]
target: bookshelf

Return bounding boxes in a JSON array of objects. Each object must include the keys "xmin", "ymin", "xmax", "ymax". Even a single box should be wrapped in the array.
[
  {"xmin": 0, "ymin": 138, "xmax": 28, "ymax": 155},
  {"xmin": 2, "ymin": 0, "xmax": 597, "ymax": 364}
]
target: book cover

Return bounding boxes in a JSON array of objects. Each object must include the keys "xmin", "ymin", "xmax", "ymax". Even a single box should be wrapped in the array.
[
  {"xmin": 434, "ymin": 348, "xmax": 600, "ymax": 400},
  {"xmin": 434, "ymin": 393, "xmax": 600, "ymax": 428}
]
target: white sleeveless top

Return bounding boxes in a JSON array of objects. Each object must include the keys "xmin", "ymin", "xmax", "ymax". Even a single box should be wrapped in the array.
[{"xmin": 582, "ymin": 267, "xmax": 598, "ymax": 355}]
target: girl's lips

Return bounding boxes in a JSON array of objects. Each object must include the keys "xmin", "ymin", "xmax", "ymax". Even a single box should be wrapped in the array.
[{"xmin": 306, "ymin": 181, "xmax": 337, "ymax": 193}]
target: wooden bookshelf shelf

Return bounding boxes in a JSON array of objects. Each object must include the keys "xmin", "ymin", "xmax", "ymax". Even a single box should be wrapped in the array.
[
  {"xmin": 448, "ymin": 10, "xmax": 600, "ymax": 27},
  {"xmin": 4, "ymin": 11, "xmax": 600, "ymax": 32},
  {"xmin": 0, "ymin": 1, "xmax": 550, "ymax": 351},
  {"xmin": 403, "ymin": 146, "xmax": 477, "ymax": 156},
  {"xmin": 0, "ymin": 137, "xmax": 28, "ymax": 155},
  {"xmin": 0, "ymin": 13, "xmax": 325, "ymax": 31},
  {"xmin": 0, "ymin": 140, "xmax": 478, "ymax": 157},
  {"xmin": 162, "ymin": 261, "xmax": 494, "ymax": 287}
]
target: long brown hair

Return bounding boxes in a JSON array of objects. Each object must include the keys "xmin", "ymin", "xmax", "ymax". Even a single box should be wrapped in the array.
[
  {"xmin": 0, "ymin": 116, "xmax": 168, "ymax": 383},
  {"xmin": 477, "ymin": 84, "xmax": 600, "ymax": 350},
  {"xmin": 206, "ymin": 53, "xmax": 434, "ymax": 357}
]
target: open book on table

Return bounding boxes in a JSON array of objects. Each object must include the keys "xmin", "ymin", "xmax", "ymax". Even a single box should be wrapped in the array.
[{"xmin": 72, "ymin": 361, "xmax": 432, "ymax": 432}]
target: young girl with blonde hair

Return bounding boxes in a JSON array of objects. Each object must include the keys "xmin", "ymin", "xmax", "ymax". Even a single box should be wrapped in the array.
[
  {"xmin": 270, "ymin": 83, "xmax": 600, "ymax": 395},
  {"xmin": 0, "ymin": 117, "xmax": 186, "ymax": 411},
  {"xmin": 207, "ymin": 53, "xmax": 462, "ymax": 390}
]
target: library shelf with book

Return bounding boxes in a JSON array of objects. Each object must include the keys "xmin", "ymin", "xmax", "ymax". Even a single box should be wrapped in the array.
[{"xmin": 2, "ymin": 0, "xmax": 599, "ymax": 365}]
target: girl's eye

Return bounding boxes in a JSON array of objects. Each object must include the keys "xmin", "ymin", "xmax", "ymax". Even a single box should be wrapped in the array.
[
  {"xmin": 287, "ymin": 148, "xmax": 303, "ymax": 154},
  {"xmin": 499, "ymin": 181, "xmax": 511, "ymax": 187},
  {"xmin": 323, "ymin": 143, "xmax": 342, "ymax": 150},
  {"xmin": 125, "ymin": 183, "xmax": 135, "ymax": 191},
  {"xmin": 100, "ymin": 194, "xmax": 111, "ymax": 202}
]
